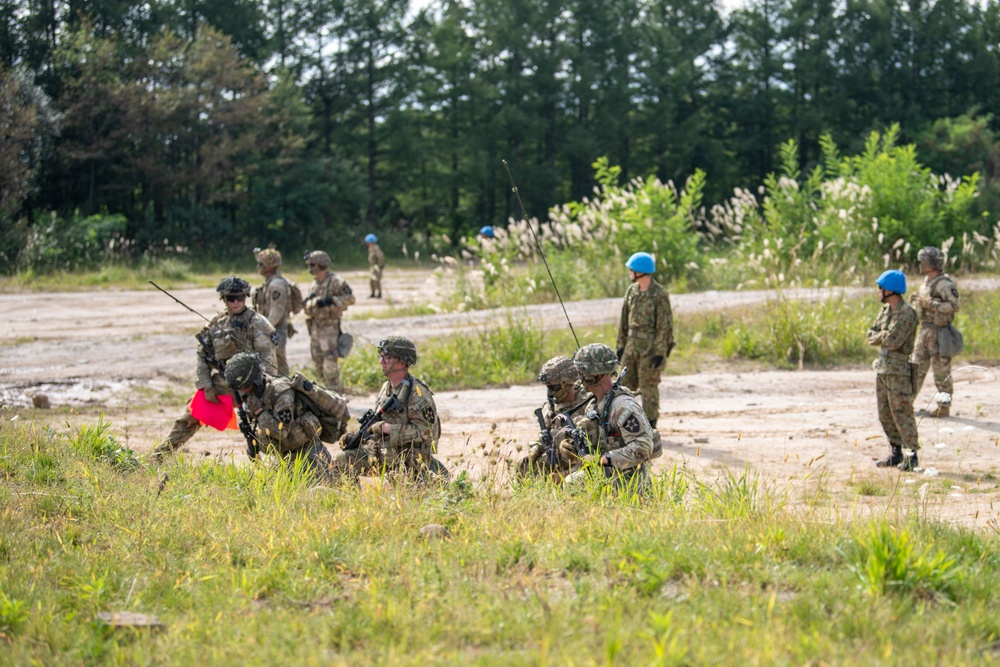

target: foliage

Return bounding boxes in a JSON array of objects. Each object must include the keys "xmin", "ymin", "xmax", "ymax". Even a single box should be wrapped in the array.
[
  {"xmin": 846, "ymin": 523, "xmax": 964, "ymax": 601},
  {"xmin": 66, "ymin": 415, "xmax": 140, "ymax": 472}
]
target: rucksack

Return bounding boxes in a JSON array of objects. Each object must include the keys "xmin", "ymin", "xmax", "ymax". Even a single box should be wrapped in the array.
[
  {"xmin": 288, "ymin": 282, "xmax": 305, "ymax": 314},
  {"xmin": 290, "ymin": 373, "xmax": 348, "ymax": 443}
]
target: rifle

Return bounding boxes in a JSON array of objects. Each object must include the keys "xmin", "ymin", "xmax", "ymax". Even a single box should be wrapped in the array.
[
  {"xmin": 342, "ymin": 380, "xmax": 408, "ymax": 451},
  {"xmin": 194, "ymin": 329, "xmax": 264, "ymax": 459},
  {"xmin": 533, "ymin": 406, "xmax": 561, "ymax": 468},
  {"xmin": 556, "ymin": 411, "xmax": 591, "ymax": 458}
]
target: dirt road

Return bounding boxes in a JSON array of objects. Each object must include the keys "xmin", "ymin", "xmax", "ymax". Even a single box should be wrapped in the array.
[{"xmin": 2, "ymin": 268, "xmax": 999, "ymax": 528}]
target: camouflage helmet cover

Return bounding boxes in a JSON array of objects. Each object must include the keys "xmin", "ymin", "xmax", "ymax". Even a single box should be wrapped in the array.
[
  {"xmin": 225, "ymin": 352, "xmax": 263, "ymax": 390},
  {"xmin": 254, "ymin": 247, "xmax": 282, "ymax": 268},
  {"xmin": 304, "ymin": 250, "xmax": 331, "ymax": 269},
  {"xmin": 918, "ymin": 246, "xmax": 945, "ymax": 270},
  {"xmin": 378, "ymin": 336, "xmax": 418, "ymax": 366},
  {"xmin": 216, "ymin": 275, "xmax": 251, "ymax": 297},
  {"xmin": 537, "ymin": 356, "xmax": 579, "ymax": 384},
  {"xmin": 573, "ymin": 343, "xmax": 618, "ymax": 376}
]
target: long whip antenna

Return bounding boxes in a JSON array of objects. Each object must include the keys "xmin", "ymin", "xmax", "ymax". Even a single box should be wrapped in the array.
[{"xmin": 501, "ymin": 159, "xmax": 580, "ymax": 349}]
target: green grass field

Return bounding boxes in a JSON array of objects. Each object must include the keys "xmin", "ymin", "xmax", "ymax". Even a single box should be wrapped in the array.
[{"xmin": 3, "ymin": 418, "xmax": 1000, "ymax": 664}]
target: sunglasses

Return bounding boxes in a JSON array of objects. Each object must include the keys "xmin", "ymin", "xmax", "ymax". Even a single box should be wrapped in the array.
[
  {"xmin": 546, "ymin": 384, "xmax": 565, "ymax": 392},
  {"xmin": 306, "ymin": 262, "xmax": 317, "ymax": 268},
  {"xmin": 581, "ymin": 374, "xmax": 602, "ymax": 386},
  {"xmin": 225, "ymin": 294, "xmax": 246, "ymax": 303}
]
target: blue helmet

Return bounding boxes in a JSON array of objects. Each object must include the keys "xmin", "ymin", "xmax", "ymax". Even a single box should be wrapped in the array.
[
  {"xmin": 364, "ymin": 233, "xmax": 377, "ymax": 243},
  {"xmin": 479, "ymin": 226, "xmax": 495, "ymax": 238},
  {"xmin": 625, "ymin": 252, "xmax": 656, "ymax": 275},
  {"xmin": 876, "ymin": 269, "xmax": 907, "ymax": 295}
]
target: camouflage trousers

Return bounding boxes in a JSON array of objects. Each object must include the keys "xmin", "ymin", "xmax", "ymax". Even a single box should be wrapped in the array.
[
  {"xmin": 912, "ymin": 326, "xmax": 953, "ymax": 403},
  {"xmin": 876, "ymin": 374, "xmax": 920, "ymax": 451},
  {"xmin": 308, "ymin": 321, "xmax": 342, "ymax": 392},
  {"xmin": 621, "ymin": 351, "xmax": 662, "ymax": 423},
  {"xmin": 331, "ymin": 441, "xmax": 449, "ymax": 481},
  {"xmin": 563, "ymin": 461, "xmax": 651, "ymax": 496},
  {"xmin": 273, "ymin": 324, "xmax": 290, "ymax": 376},
  {"xmin": 282, "ymin": 440, "xmax": 334, "ymax": 484},
  {"xmin": 369, "ymin": 266, "xmax": 383, "ymax": 296},
  {"xmin": 153, "ymin": 378, "xmax": 233, "ymax": 459}
]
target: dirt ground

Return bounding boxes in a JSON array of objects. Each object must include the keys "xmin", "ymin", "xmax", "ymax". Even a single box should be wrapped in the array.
[{"xmin": 2, "ymin": 267, "xmax": 999, "ymax": 529}]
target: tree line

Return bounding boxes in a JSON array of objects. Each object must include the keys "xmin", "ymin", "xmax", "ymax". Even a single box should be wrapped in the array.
[{"xmin": 2, "ymin": 0, "xmax": 999, "ymax": 269}]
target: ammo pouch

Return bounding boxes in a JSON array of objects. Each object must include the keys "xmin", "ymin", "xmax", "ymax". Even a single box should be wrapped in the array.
[
  {"xmin": 909, "ymin": 362, "xmax": 921, "ymax": 396},
  {"xmin": 290, "ymin": 372, "xmax": 349, "ymax": 443},
  {"xmin": 937, "ymin": 324, "xmax": 964, "ymax": 357}
]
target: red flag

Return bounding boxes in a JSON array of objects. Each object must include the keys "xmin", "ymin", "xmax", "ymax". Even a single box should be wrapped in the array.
[{"xmin": 189, "ymin": 389, "xmax": 238, "ymax": 431}]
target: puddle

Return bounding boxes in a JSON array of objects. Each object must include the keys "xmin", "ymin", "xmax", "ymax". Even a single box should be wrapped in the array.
[{"xmin": 0, "ymin": 380, "xmax": 146, "ymax": 408}]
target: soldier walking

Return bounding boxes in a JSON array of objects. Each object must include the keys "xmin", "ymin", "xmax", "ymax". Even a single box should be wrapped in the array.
[
  {"xmin": 616, "ymin": 252, "xmax": 674, "ymax": 428},
  {"xmin": 365, "ymin": 234, "xmax": 386, "ymax": 299},
  {"xmin": 253, "ymin": 247, "xmax": 294, "ymax": 375},
  {"xmin": 303, "ymin": 250, "xmax": 355, "ymax": 392},
  {"xmin": 153, "ymin": 276, "xmax": 275, "ymax": 462},
  {"xmin": 911, "ymin": 246, "xmax": 961, "ymax": 418},
  {"xmin": 867, "ymin": 270, "xmax": 920, "ymax": 471}
]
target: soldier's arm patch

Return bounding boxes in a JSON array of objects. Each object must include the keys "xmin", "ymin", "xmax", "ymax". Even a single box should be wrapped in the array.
[
  {"xmin": 272, "ymin": 290, "xmax": 282, "ymax": 300},
  {"xmin": 622, "ymin": 414, "xmax": 641, "ymax": 434},
  {"xmin": 421, "ymin": 405, "xmax": 436, "ymax": 425}
]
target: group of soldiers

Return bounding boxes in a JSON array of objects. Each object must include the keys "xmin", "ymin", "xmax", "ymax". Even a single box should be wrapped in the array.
[{"xmin": 151, "ymin": 233, "xmax": 960, "ymax": 488}]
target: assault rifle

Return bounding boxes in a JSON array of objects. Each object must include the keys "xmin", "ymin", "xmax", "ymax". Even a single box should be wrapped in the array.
[
  {"xmin": 533, "ymin": 406, "xmax": 559, "ymax": 467},
  {"xmin": 195, "ymin": 329, "xmax": 263, "ymax": 460},
  {"xmin": 342, "ymin": 380, "xmax": 408, "ymax": 451},
  {"xmin": 556, "ymin": 411, "xmax": 591, "ymax": 457}
]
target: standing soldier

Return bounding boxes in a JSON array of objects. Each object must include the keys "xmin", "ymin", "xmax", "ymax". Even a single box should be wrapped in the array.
[
  {"xmin": 303, "ymin": 250, "xmax": 355, "ymax": 392},
  {"xmin": 616, "ymin": 252, "xmax": 674, "ymax": 428},
  {"xmin": 365, "ymin": 233, "xmax": 386, "ymax": 299},
  {"xmin": 152, "ymin": 276, "xmax": 276, "ymax": 462},
  {"xmin": 911, "ymin": 246, "xmax": 961, "ymax": 418},
  {"xmin": 563, "ymin": 344, "xmax": 655, "ymax": 493},
  {"xmin": 253, "ymin": 247, "xmax": 293, "ymax": 375},
  {"xmin": 224, "ymin": 352, "xmax": 337, "ymax": 484},
  {"xmin": 518, "ymin": 356, "xmax": 598, "ymax": 480},
  {"xmin": 331, "ymin": 336, "xmax": 449, "ymax": 480},
  {"xmin": 867, "ymin": 270, "xmax": 920, "ymax": 471}
]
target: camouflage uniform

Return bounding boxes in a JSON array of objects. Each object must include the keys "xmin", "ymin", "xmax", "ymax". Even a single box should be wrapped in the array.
[
  {"xmin": 331, "ymin": 374, "xmax": 448, "ymax": 479},
  {"xmin": 304, "ymin": 266, "xmax": 355, "ymax": 392},
  {"xmin": 867, "ymin": 299, "xmax": 920, "ymax": 455},
  {"xmin": 253, "ymin": 271, "xmax": 293, "ymax": 375},
  {"xmin": 154, "ymin": 285, "xmax": 276, "ymax": 459},
  {"xmin": 911, "ymin": 273, "xmax": 960, "ymax": 406},
  {"xmin": 368, "ymin": 243, "xmax": 386, "ymax": 298},
  {"xmin": 617, "ymin": 279, "xmax": 673, "ymax": 424}
]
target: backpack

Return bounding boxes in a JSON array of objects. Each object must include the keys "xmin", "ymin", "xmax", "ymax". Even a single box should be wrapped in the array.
[
  {"xmin": 288, "ymin": 282, "xmax": 305, "ymax": 314},
  {"xmin": 290, "ymin": 373, "xmax": 348, "ymax": 443}
]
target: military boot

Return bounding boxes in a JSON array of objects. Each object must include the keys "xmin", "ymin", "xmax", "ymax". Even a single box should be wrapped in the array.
[
  {"xmin": 927, "ymin": 404, "xmax": 950, "ymax": 418},
  {"xmin": 898, "ymin": 451, "xmax": 919, "ymax": 471},
  {"xmin": 649, "ymin": 418, "xmax": 657, "ymax": 429},
  {"xmin": 875, "ymin": 446, "xmax": 903, "ymax": 468}
]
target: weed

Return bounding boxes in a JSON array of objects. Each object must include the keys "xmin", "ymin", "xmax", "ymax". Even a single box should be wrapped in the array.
[
  {"xmin": 847, "ymin": 523, "xmax": 964, "ymax": 601},
  {"xmin": 66, "ymin": 415, "xmax": 140, "ymax": 472}
]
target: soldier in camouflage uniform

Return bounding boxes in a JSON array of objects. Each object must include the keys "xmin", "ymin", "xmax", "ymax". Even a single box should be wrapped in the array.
[
  {"xmin": 365, "ymin": 234, "xmax": 386, "ymax": 299},
  {"xmin": 224, "ymin": 352, "xmax": 337, "ymax": 483},
  {"xmin": 518, "ymin": 356, "xmax": 598, "ymax": 481},
  {"xmin": 563, "ymin": 343, "xmax": 655, "ymax": 494},
  {"xmin": 331, "ymin": 336, "xmax": 449, "ymax": 480},
  {"xmin": 152, "ymin": 276, "xmax": 276, "ymax": 462},
  {"xmin": 252, "ymin": 247, "xmax": 294, "ymax": 375},
  {"xmin": 867, "ymin": 270, "xmax": 920, "ymax": 471},
  {"xmin": 616, "ymin": 252, "xmax": 674, "ymax": 428},
  {"xmin": 303, "ymin": 250, "xmax": 355, "ymax": 392},
  {"xmin": 910, "ymin": 246, "xmax": 961, "ymax": 418}
]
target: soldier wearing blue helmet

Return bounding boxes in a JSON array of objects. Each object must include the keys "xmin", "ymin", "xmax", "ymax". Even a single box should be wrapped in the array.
[
  {"xmin": 615, "ymin": 252, "xmax": 674, "ymax": 428},
  {"xmin": 365, "ymin": 234, "xmax": 385, "ymax": 298},
  {"xmin": 479, "ymin": 225, "xmax": 495, "ymax": 239},
  {"xmin": 867, "ymin": 269, "xmax": 920, "ymax": 470}
]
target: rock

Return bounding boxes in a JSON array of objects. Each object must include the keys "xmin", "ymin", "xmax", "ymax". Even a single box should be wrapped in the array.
[
  {"xmin": 32, "ymin": 394, "xmax": 50, "ymax": 409},
  {"xmin": 97, "ymin": 611, "xmax": 165, "ymax": 630},
  {"xmin": 419, "ymin": 523, "xmax": 450, "ymax": 540}
]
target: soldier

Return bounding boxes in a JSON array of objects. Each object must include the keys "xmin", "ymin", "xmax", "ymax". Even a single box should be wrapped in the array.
[
  {"xmin": 479, "ymin": 226, "xmax": 495, "ymax": 239},
  {"xmin": 224, "ymin": 352, "xmax": 337, "ymax": 483},
  {"xmin": 252, "ymin": 247, "xmax": 294, "ymax": 375},
  {"xmin": 518, "ymin": 356, "xmax": 598, "ymax": 480},
  {"xmin": 303, "ymin": 250, "xmax": 355, "ymax": 392},
  {"xmin": 867, "ymin": 269, "xmax": 920, "ymax": 471},
  {"xmin": 911, "ymin": 246, "xmax": 961, "ymax": 418},
  {"xmin": 616, "ymin": 252, "xmax": 674, "ymax": 428},
  {"xmin": 331, "ymin": 336, "xmax": 449, "ymax": 480},
  {"xmin": 563, "ymin": 343, "xmax": 655, "ymax": 493},
  {"xmin": 365, "ymin": 233, "xmax": 386, "ymax": 299},
  {"xmin": 152, "ymin": 276, "xmax": 276, "ymax": 462}
]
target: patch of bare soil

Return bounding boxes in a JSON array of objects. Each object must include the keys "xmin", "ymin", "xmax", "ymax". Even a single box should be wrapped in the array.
[{"xmin": 3, "ymin": 268, "xmax": 999, "ymax": 528}]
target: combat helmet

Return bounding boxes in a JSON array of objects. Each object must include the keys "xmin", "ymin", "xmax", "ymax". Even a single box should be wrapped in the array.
[
  {"xmin": 876, "ymin": 269, "xmax": 907, "ymax": 295},
  {"xmin": 225, "ymin": 352, "xmax": 263, "ymax": 390},
  {"xmin": 217, "ymin": 275, "xmax": 251, "ymax": 297},
  {"xmin": 537, "ymin": 356, "xmax": 579, "ymax": 385},
  {"xmin": 304, "ymin": 250, "xmax": 331, "ymax": 269},
  {"xmin": 573, "ymin": 343, "xmax": 619, "ymax": 377},
  {"xmin": 378, "ymin": 336, "xmax": 418, "ymax": 366},
  {"xmin": 625, "ymin": 251, "xmax": 656, "ymax": 275},
  {"xmin": 479, "ymin": 225, "xmax": 495, "ymax": 238},
  {"xmin": 364, "ymin": 233, "xmax": 378, "ymax": 243},
  {"xmin": 254, "ymin": 247, "xmax": 282, "ymax": 268},
  {"xmin": 918, "ymin": 246, "xmax": 945, "ymax": 271}
]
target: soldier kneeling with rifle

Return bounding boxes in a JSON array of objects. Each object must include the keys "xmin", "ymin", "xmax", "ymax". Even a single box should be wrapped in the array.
[
  {"xmin": 332, "ymin": 336, "xmax": 449, "ymax": 481},
  {"xmin": 563, "ymin": 343, "xmax": 657, "ymax": 495},
  {"xmin": 518, "ymin": 356, "xmax": 598, "ymax": 482},
  {"xmin": 225, "ymin": 352, "xmax": 337, "ymax": 484}
]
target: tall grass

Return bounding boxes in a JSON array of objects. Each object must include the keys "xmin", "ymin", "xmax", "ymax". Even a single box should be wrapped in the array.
[{"xmin": 3, "ymin": 417, "xmax": 1000, "ymax": 663}]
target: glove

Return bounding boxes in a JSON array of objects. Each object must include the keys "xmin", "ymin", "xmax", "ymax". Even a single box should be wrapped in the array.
[
  {"xmin": 616, "ymin": 347, "xmax": 625, "ymax": 361},
  {"xmin": 242, "ymin": 393, "xmax": 264, "ymax": 416},
  {"xmin": 651, "ymin": 355, "xmax": 665, "ymax": 369},
  {"xmin": 203, "ymin": 386, "xmax": 219, "ymax": 403},
  {"xmin": 316, "ymin": 296, "xmax": 335, "ymax": 308}
]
